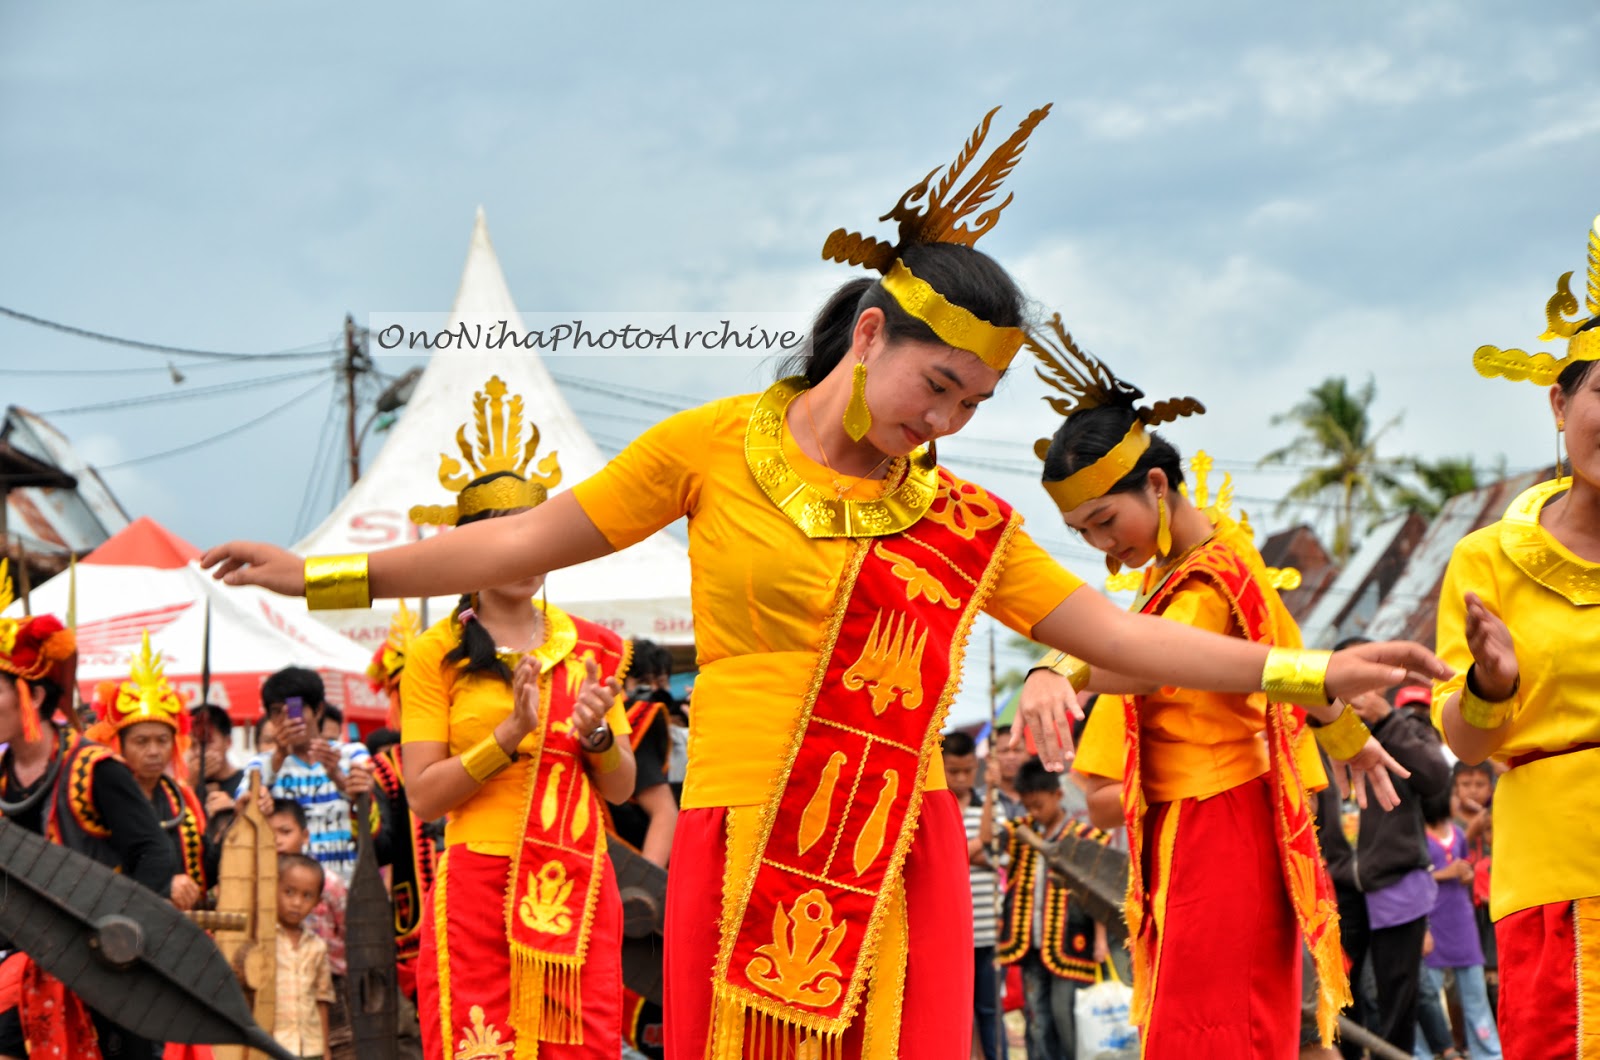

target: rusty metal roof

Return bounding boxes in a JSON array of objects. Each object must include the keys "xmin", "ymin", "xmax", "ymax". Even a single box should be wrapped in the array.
[
  {"xmin": 2, "ymin": 406, "xmax": 130, "ymax": 574},
  {"xmin": 1298, "ymin": 511, "xmax": 1430, "ymax": 649}
]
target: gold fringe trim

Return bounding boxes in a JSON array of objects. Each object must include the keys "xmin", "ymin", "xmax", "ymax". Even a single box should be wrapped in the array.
[
  {"xmin": 434, "ymin": 849, "xmax": 454, "ymax": 1056},
  {"xmin": 706, "ymin": 992, "xmax": 848, "ymax": 1060},
  {"xmin": 508, "ymin": 949, "xmax": 584, "ymax": 1057},
  {"xmin": 1129, "ymin": 800, "xmax": 1180, "ymax": 1028}
]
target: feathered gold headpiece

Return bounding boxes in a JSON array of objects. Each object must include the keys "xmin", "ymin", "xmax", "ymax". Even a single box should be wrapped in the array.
[
  {"xmin": 366, "ymin": 599, "xmax": 420, "ymax": 690},
  {"xmin": 1474, "ymin": 214, "xmax": 1600, "ymax": 385},
  {"xmin": 1027, "ymin": 312, "xmax": 1204, "ymax": 512},
  {"xmin": 408, "ymin": 376, "xmax": 562, "ymax": 526},
  {"xmin": 821, "ymin": 104, "xmax": 1053, "ymax": 373}
]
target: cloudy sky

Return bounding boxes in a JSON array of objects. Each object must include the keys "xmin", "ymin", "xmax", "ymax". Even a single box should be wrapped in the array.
[{"xmin": 3, "ymin": 3, "xmax": 1597, "ymax": 708}]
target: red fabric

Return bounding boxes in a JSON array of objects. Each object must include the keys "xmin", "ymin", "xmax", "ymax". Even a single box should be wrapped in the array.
[
  {"xmin": 81, "ymin": 516, "xmax": 201, "ymax": 568},
  {"xmin": 0, "ymin": 954, "xmax": 99, "ymax": 1059},
  {"xmin": 1495, "ymin": 900, "xmax": 1578, "ymax": 1058},
  {"xmin": 663, "ymin": 792, "xmax": 973, "ymax": 1060},
  {"xmin": 162, "ymin": 1044, "xmax": 215, "ymax": 1059},
  {"xmin": 1002, "ymin": 964, "xmax": 1024, "ymax": 1013},
  {"xmin": 417, "ymin": 847, "xmax": 622, "ymax": 1060},
  {"xmin": 1138, "ymin": 777, "xmax": 1300, "ymax": 1060}
]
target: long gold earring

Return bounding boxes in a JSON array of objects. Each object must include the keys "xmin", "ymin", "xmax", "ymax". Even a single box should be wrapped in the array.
[
  {"xmin": 843, "ymin": 360, "xmax": 872, "ymax": 442},
  {"xmin": 1556, "ymin": 419, "xmax": 1566, "ymax": 478},
  {"xmin": 1105, "ymin": 554, "xmax": 1122, "ymax": 575},
  {"xmin": 1156, "ymin": 495, "xmax": 1173, "ymax": 557}
]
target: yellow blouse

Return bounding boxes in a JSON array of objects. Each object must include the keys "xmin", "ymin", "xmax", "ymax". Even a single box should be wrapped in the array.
[
  {"xmin": 400, "ymin": 616, "xmax": 631, "ymax": 855},
  {"xmin": 1073, "ymin": 521, "xmax": 1325, "ymax": 803},
  {"xmin": 570, "ymin": 391, "xmax": 1084, "ymax": 809},
  {"xmin": 1433, "ymin": 480, "xmax": 1600, "ymax": 918}
]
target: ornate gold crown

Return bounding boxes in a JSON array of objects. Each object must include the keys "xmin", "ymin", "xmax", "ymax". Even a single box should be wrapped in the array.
[
  {"xmin": 101, "ymin": 631, "xmax": 186, "ymax": 735},
  {"xmin": 1474, "ymin": 214, "xmax": 1600, "ymax": 385},
  {"xmin": 367, "ymin": 598, "xmax": 420, "ymax": 689},
  {"xmin": 409, "ymin": 376, "xmax": 563, "ymax": 526},
  {"xmin": 1027, "ymin": 313, "xmax": 1205, "ymax": 512},
  {"xmin": 821, "ymin": 104, "xmax": 1052, "ymax": 373},
  {"xmin": 1105, "ymin": 452, "xmax": 1301, "ymax": 593}
]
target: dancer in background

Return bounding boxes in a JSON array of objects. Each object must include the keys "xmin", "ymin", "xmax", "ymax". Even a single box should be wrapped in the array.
[
  {"xmin": 203, "ymin": 106, "xmax": 1448, "ymax": 1059},
  {"xmin": 1434, "ymin": 213, "xmax": 1600, "ymax": 1058}
]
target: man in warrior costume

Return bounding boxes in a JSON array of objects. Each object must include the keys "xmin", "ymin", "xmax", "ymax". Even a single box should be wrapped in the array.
[{"xmin": 202, "ymin": 105, "xmax": 1449, "ymax": 1059}]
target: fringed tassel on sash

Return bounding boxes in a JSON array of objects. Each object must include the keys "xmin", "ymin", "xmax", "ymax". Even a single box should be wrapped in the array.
[
  {"xmin": 706, "ymin": 992, "xmax": 848, "ymax": 1060},
  {"xmin": 508, "ymin": 949, "xmax": 584, "ymax": 1056}
]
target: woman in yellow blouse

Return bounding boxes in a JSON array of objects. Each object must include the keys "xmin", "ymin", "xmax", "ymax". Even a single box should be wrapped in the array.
[
  {"xmin": 399, "ymin": 376, "xmax": 638, "ymax": 1060},
  {"xmin": 1016, "ymin": 316, "xmax": 1403, "ymax": 1057},
  {"xmin": 1433, "ymin": 215, "xmax": 1600, "ymax": 1058},
  {"xmin": 204, "ymin": 108, "xmax": 1444, "ymax": 1060}
]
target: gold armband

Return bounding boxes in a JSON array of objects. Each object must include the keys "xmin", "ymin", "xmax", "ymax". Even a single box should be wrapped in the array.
[
  {"xmin": 1459, "ymin": 667, "xmax": 1517, "ymax": 730},
  {"xmin": 460, "ymin": 735, "xmax": 515, "ymax": 784},
  {"xmin": 1310, "ymin": 706, "xmax": 1370, "ymax": 761},
  {"xmin": 588, "ymin": 741, "xmax": 624, "ymax": 774},
  {"xmin": 304, "ymin": 554, "xmax": 371, "ymax": 611},
  {"xmin": 1261, "ymin": 647, "xmax": 1332, "ymax": 707},
  {"xmin": 1036, "ymin": 651, "xmax": 1091, "ymax": 694}
]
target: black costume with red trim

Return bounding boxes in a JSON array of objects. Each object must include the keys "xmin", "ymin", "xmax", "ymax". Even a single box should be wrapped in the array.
[
  {"xmin": 369, "ymin": 744, "xmax": 435, "ymax": 1000},
  {"xmin": 996, "ymin": 816, "xmax": 1109, "ymax": 983}
]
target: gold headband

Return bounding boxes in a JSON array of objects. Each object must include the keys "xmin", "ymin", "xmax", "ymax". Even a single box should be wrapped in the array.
[
  {"xmin": 409, "ymin": 376, "xmax": 562, "ymax": 527},
  {"xmin": 880, "ymin": 260, "xmax": 1024, "ymax": 372},
  {"xmin": 1475, "ymin": 214, "xmax": 1600, "ymax": 385},
  {"xmin": 1042, "ymin": 421, "xmax": 1150, "ymax": 513}
]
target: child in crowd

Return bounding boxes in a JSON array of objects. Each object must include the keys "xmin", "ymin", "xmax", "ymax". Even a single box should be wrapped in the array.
[
  {"xmin": 942, "ymin": 730, "xmax": 1003, "ymax": 1060},
  {"xmin": 269, "ymin": 797, "xmax": 352, "ymax": 1059},
  {"xmin": 998, "ymin": 759, "xmax": 1111, "ymax": 1060},
  {"xmin": 274, "ymin": 853, "xmax": 336, "ymax": 1060},
  {"xmin": 1415, "ymin": 791, "xmax": 1502, "ymax": 1060}
]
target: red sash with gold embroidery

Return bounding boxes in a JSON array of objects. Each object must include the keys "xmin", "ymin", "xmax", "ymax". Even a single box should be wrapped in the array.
[
  {"xmin": 504, "ymin": 611, "xmax": 630, "ymax": 1049},
  {"xmin": 710, "ymin": 471, "xmax": 1021, "ymax": 1053},
  {"xmin": 1119, "ymin": 540, "xmax": 1349, "ymax": 1041}
]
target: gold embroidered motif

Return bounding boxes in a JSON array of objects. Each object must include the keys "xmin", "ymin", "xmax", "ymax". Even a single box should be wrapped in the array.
[
  {"xmin": 517, "ymin": 861, "xmax": 575, "ymax": 936},
  {"xmin": 1499, "ymin": 479, "xmax": 1600, "ymax": 606},
  {"xmin": 876, "ymin": 542, "xmax": 958, "ymax": 608},
  {"xmin": 746, "ymin": 890, "xmax": 848, "ymax": 1007},
  {"xmin": 799, "ymin": 752, "xmax": 847, "ymax": 856},
  {"xmin": 571, "ymin": 771, "xmax": 591, "ymax": 842},
  {"xmin": 923, "ymin": 478, "xmax": 1003, "ymax": 540},
  {"xmin": 454, "ymin": 1004, "xmax": 513, "ymax": 1060},
  {"xmin": 852, "ymin": 770, "xmax": 899, "ymax": 875},
  {"xmin": 540, "ymin": 763, "xmax": 565, "ymax": 832},
  {"xmin": 842, "ymin": 611, "xmax": 927, "ymax": 715}
]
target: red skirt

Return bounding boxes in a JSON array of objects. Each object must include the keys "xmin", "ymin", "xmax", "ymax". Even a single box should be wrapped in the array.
[
  {"xmin": 1495, "ymin": 895, "xmax": 1600, "ymax": 1058},
  {"xmin": 417, "ymin": 846, "xmax": 623, "ymax": 1060},
  {"xmin": 1138, "ymin": 776, "xmax": 1300, "ymax": 1059},
  {"xmin": 662, "ymin": 791, "xmax": 972, "ymax": 1060}
]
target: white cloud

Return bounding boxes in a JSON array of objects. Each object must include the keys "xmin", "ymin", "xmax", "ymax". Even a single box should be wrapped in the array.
[
  {"xmin": 1069, "ymin": 93, "xmax": 1233, "ymax": 141},
  {"xmin": 1242, "ymin": 45, "xmax": 1471, "ymax": 121}
]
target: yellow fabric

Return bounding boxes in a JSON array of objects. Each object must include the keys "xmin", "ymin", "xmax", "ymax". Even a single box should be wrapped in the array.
[
  {"xmin": 570, "ymin": 394, "xmax": 1084, "ymax": 809},
  {"xmin": 1433, "ymin": 511, "xmax": 1600, "ymax": 919},
  {"xmin": 401, "ymin": 618, "xmax": 631, "ymax": 854},
  {"xmin": 1071, "ymin": 521, "xmax": 1325, "ymax": 803}
]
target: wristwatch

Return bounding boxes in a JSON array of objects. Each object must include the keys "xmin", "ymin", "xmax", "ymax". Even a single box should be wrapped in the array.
[{"xmin": 581, "ymin": 723, "xmax": 614, "ymax": 754}]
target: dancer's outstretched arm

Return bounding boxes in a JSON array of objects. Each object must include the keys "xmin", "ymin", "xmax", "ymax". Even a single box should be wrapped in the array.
[{"xmin": 202, "ymin": 491, "xmax": 613, "ymax": 599}]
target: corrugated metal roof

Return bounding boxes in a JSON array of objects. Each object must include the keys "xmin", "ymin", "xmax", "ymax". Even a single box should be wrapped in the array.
[
  {"xmin": 1298, "ymin": 511, "xmax": 1429, "ymax": 648},
  {"xmin": 2, "ymin": 406, "xmax": 130, "ymax": 568}
]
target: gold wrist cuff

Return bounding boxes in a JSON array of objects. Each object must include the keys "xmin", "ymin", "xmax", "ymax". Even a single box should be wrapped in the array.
[
  {"xmin": 1261, "ymin": 647, "xmax": 1332, "ymax": 707},
  {"xmin": 1312, "ymin": 706, "xmax": 1370, "ymax": 761},
  {"xmin": 588, "ymin": 741, "xmax": 623, "ymax": 774},
  {"xmin": 460, "ymin": 734, "xmax": 514, "ymax": 784},
  {"xmin": 304, "ymin": 554, "xmax": 371, "ymax": 611},
  {"xmin": 1460, "ymin": 669, "xmax": 1516, "ymax": 730},
  {"xmin": 1037, "ymin": 651, "xmax": 1092, "ymax": 694}
]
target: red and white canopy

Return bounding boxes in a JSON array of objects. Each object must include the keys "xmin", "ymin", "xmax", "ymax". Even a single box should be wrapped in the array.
[{"xmin": 4, "ymin": 517, "xmax": 386, "ymax": 726}]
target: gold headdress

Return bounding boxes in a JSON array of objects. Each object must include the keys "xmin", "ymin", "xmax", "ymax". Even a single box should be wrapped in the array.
[
  {"xmin": 821, "ymin": 104, "xmax": 1053, "ymax": 373},
  {"xmin": 1474, "ymin": 214, "xmax": 1600, "ymax": 385},
  {"xmin": 1027, "ymin": 313, "xmax": 1205, "ymax": 512},
  {"xmin": 92, "ymin": 631, "xmax": 187, "ymax": 737},
  {"xmin": 408, "ymin": 376, "xmax": 562, "ymax": 526},
  {"xmin": 366, "ymin": 599, "xmax": 420, "ymax": 690}
]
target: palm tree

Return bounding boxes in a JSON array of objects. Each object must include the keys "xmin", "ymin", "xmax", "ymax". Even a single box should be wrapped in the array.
[
  {"xmin": 1389, "ymin": 456, "xmax": 1486, "ymax": 519},
  {"xmin": 1259, "ymin": 376, "xmax": 1405, "ymax": 563}
]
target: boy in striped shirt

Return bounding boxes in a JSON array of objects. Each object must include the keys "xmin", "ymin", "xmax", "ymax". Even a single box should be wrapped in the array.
[{"xmin": 944, "ymin": 730, "xmax": 1004, "ymax": 1060}]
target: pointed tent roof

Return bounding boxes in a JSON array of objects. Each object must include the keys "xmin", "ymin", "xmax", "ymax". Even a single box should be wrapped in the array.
[{"xmin": 295, "ymin": 209, "xmax": 694, "ymax": 651}]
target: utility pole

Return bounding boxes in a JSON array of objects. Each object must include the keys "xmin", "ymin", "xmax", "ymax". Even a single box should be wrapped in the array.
[{"xmin": 344, "ymin": 314, "xmax": 365, "ymax": 487}]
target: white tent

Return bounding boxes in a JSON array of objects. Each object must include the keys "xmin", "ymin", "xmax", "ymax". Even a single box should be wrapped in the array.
[
  {"xmin": 294, "ymin": 209, "xmax": 694, "ymax": 651},
  {"xmin": 7, "ymin": 517, "xmax": 385, "ymax": 724}
]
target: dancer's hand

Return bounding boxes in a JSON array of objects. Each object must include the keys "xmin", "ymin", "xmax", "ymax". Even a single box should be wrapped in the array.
[
  {"xmin": 200, "ymin": 541, "xmax": 305, "ymax": 595},
  {"xmin": 1012, "ymin": 674, "xmax": 1077, "ymax": 773},
  {"xmin": 500, "ymin": 656, "xmax": 543, "ymax": 749},
  {"xmin": 1324, "ymin": 640, "xmax": 1452, "ymax": 710},
  {"xmin": 571, "ymin": 657, "xmax": 622, "ymax": 739},
  {"xmin": 1333, "ymin": 735, "xmax": 1411, "ymax": 811},
  {"xmin": 1464, "ymin": 593, "xmax": 1519, "ymax": 701}
]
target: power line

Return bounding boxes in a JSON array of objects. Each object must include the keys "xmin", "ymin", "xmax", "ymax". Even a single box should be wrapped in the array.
[
  {"xmin": 97, "ymin": 379, "xmax": 332, "ymax": 470},
  {"xmin": 0, "ymin": 304, "xmax": 340, "ymax": 362},
  {"xmin": 36, "ymin": 366, "xmax": 333, "ymax": 416}
]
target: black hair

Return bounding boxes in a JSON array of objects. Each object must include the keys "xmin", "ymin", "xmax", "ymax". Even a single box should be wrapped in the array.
[
  {"xmin": 1041, "ymin": 404, "xmax": 1185, "ymax": 500},
  {"xmin": 1452, "ymin": 759, "xmax": 1495, "ymax": 788},
  {"xmin": 629, "ymin": 639, "xmax": 673, "ymax": 683},
  {"xmin": 941, "ymin": 730, "xmax": 977, "ymax": 758},
  {"xmin": 277, "ymin": 852, "xmax": 325, "ymax": 896},
  {"xmin": 364, "ymin": 726, "xmax": 401, "ymax": 754},
  {"xmin": 1421, "ymin": 789, "xmax": 1453, "ymax": 826},
  {"xmin": 779, "ymin": 243, "xmax": 1027, "ymax": 386},
  {"xmin": 190, "ymin": 703, "xmax": 232, "ymax": 741},
  {"xmin": 253, "ymin": 716, "xmax": 274, "ymax": 745},
  {"xmin": 443, "ymin": 473, "xmax": 535, "ymax": 683},
  {"xmin": 1557, "ymin": 318, "xmax": 1600, "ymax": 395},
  {"xmin": 0, "ymin": 674, "xmax": 61, "ymax": 724},
  {"xmin": 320, "ymin": 703, "xmax": 344, "ymax": 727},
  {"xmin": 269, "ymin": 797, "xmax": 308, "ymax": 831},
  {"xmin": 260, "ymin": 667, "xmax": 326, "ymax": 713},
  {"xmin": 1014, "ymin": 758, "xmax": 1062, "ymax": 796}
]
